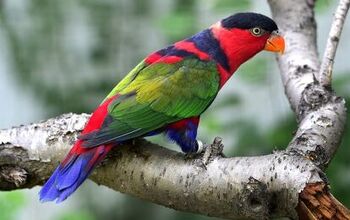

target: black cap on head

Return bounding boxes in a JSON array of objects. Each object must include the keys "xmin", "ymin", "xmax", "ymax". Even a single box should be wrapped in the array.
[{"xmin": 221, "ymin": 12, "xmax": 278, "ymax": 32}]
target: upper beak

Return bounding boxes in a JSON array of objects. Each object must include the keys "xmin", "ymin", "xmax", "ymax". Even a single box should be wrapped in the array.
[{"xmin": 264, "ymin": 31, "xmax": 285, "ymax": 54}]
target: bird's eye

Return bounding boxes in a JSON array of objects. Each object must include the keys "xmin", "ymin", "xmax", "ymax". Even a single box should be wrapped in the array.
[{"xmin": 250, "ymin": 27, "xmax": 264, "ymax": 36}]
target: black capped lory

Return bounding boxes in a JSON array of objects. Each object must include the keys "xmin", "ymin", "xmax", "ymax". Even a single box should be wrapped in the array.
[{"xmin": 40, "ymin": 12, "xmax": 285, "ymax": 203}]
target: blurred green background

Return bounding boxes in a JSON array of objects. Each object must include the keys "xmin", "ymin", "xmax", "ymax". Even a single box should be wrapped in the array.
[{"xmin": 0, "ymin": 0, "xmax": 349, "ymax": 219}]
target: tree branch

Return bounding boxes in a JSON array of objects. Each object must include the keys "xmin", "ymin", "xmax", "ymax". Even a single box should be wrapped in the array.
[
  {"xmin": 268, "ymin": 0, "xmax": 347, "ymax": 169},
  {"xmin": 0, "ymin": 113, "xmax": 323, "ymax": 219},
  {"xmin": 0, "ymin": 0, "xmax": 349, "ymax": 219},
  {"xmin": 269, "ymin": 0, "xmax": 349, "ymax": 219},
  {"xmin": 319, "ymin": 0, "xmax": 350, "ymax": 87}
]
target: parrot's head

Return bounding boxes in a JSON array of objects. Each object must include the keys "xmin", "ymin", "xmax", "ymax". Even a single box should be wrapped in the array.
[{"xmin": 211, "ymin": 12, "xmax": 285, "ymax": 72}]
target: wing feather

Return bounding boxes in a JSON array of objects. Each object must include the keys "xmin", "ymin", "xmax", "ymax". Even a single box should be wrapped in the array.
[{"xmin": 81, "ymin": 58, "xmax": 220, "ymax": 148}]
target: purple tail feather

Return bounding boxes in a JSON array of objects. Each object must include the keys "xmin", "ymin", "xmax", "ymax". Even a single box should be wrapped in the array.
[{"xmin": 39, "ymin": 145, "xmax": 111, "ymax": 203}]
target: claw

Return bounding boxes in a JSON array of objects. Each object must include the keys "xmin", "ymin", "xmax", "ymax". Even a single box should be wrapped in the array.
[{"xmin": 196, "ymin": 140, "xmax": 204, "ymax": 153}]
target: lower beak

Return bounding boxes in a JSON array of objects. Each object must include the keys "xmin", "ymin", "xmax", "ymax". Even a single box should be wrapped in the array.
[{"xmin": 264, "ymin": 32, "xmax": 285, "ymax": 54}]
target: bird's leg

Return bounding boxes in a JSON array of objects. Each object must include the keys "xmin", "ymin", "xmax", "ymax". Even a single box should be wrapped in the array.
[
  {"xmin": 166, "ymin": 128, "xmax": 203, "ymax": 154},
  {"xmin": 165, "ymin": 117, "xmax": 203, "ymax": 154},
  {"xmin": 165, "ymin": 123, "xmax": 226, "ymax": 169}
]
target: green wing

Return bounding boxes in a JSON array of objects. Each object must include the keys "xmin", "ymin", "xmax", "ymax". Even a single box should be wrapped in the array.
[
  {"xmin": 103, "ymin": 60, "xmax": 147, "ymax": 101},
  {"xmin": 81, "ymin": 58, "xmax": 220, "ymax": 147}
]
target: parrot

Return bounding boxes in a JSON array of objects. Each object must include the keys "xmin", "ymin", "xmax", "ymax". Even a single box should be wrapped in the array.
[{"xmin": 39, "ymin": 12, "xmax": 285, "ymax": 203}]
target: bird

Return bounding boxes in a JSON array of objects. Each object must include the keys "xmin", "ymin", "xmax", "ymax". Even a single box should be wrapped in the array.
[{"xmin": 39, "ymin": 12, "xmax": 285, "ymax": 203}]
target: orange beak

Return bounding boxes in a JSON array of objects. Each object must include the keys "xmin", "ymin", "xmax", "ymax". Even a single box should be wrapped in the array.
[{"xmin": 264, "ymin": 32, "xmax": 285, "ymax": 54}]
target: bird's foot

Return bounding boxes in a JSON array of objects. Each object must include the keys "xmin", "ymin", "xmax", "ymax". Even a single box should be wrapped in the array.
[
  {"xmin": 201, "ymin": 137, "xmax": 225, "ymax": 166},
  {"xmin": 196, "ymin": 139, "xmax": 205, "ymax": 153},
  {"xmin": 184, "ymin": 137, "xmax": 225, "ymax": 168}
]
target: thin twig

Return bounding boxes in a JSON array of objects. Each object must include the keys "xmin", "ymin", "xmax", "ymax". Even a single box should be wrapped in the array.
[{"xmin": 318, "ymin": 0, "xmax": 350, "ymax": 87}]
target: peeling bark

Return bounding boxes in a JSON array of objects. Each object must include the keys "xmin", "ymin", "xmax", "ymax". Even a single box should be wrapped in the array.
[{"xmin": 297, "ymin": 183, "xmax": 350, "ymax": 219}]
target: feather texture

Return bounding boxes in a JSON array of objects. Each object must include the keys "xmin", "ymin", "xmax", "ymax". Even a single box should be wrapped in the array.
[{"xmin": 81, "ymin": 58, "xmax": 220, "ymax": 148}]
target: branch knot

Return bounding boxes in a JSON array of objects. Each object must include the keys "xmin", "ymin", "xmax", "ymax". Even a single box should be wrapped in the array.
[
  {"xmin": 0, "ymin": 165, "xmax": 27, "ymax": 189},
  {"xmin": 298, "ymin": 83, "xmax": 332, "ymax": 120},
  {"xmin": 239, "ymin": 177, "xmax": 270, "ymax": 219}
]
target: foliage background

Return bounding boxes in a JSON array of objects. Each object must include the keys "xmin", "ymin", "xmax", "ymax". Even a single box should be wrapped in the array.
[{"xmin": 0, "ymin": 0, "xmax": 349, "ymax": 219}]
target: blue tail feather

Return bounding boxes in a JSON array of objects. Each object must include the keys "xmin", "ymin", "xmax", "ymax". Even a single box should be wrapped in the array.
[
  {"xmin": 39, "ymin": 167, "xmax": 61, "ymax": 202},
  {"xmin": 56, "ymin": 157, "xmax": 83, "ymax": 190},
  {"xmin": 39, "ymin": 152, "xmax": 95, "ymax": 203}
]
